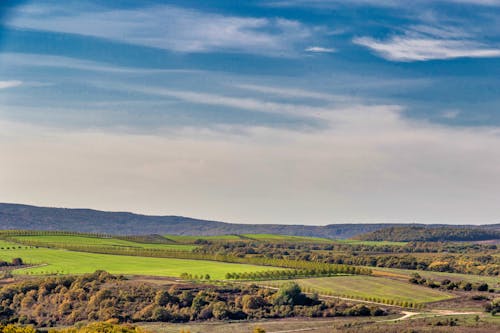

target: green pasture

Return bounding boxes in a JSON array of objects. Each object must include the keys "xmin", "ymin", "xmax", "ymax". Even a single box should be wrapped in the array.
[
  {"xmin": 334, "ymin": 239, "xmax": 408, "ymax": 246},
  {"xmin": 164, "ymin": 234, "xmax": 244, "ymax": 243},
  {"xmin": 8, "ymin": 235, "xmax": 197, "ymax": 251},
  {"xmin": 241, "ymin": 234, "xmax": 333, "ymax": 243},
  {"xmin": 373, "ymin": 267, "xmax": 500, "ymax": 288},
  {"xmin": 0, "ymin": 240, "xmax": 284, "ymax": 279},
  {"xmin": 263, "ymin": 275, "xmax": 453, "ymax": 304},
  {"xmin": 164, "ymin": 233, "xmax": 335, "ymax": 244}
]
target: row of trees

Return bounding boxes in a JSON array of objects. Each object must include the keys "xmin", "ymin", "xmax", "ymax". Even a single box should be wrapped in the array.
[
  {"xmin": 0, "ymin": 230, "xmax": 114, "ymax": 239},
  {"xmin": 224, "ymin": 267, "xmax": 366, "ymax": 281}
]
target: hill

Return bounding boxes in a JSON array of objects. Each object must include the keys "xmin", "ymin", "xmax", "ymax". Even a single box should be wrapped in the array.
[
  {"xmin": 0, "ymin": 203, "xmax": 497, "ymax": 239},
  {"xmin": 356, "ymin": 225, "xmax": 500, "ymax": 242}
]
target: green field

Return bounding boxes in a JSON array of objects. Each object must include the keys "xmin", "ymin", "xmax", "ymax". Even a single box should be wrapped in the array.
[
  {"xmin": 334, "ymin": 239, "xmax": 408, "ymax": 246},
  {"xmin": 164, "ymin": 233, "xmax": 335, "ymax": 243},
  {"xmin": 373, "ymin": 267, "xmax": 500, "ymax": 288},
  {"xmin": 164, "ymin": 234, "xmax": 244, "ymax": 243},
  {"xmin": 0, "ymin": 240, "xmax": 285, "ymax": 279},
  {"xmin": 262, "ymin": 275, "xmax": 453, "ymax": 304},
  {"xmin": 9, "ymin": 235, "xmax": 197, "ymax": 251},
  {"xmin": 156, "ymin": 233, "xmax": 411, "ymax": 246},
  {"xmin": 241, "ymin": 234, "xmax": 333, "ymax": 243}
]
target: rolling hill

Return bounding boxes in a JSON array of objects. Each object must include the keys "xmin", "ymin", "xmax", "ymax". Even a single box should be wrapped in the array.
[{"xmin": 0, "ymin": 203, "xmax": 498, "ymax": 238}]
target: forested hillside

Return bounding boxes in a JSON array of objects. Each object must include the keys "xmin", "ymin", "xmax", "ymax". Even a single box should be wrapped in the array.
[
  {"xmin": 1, "ymin": 203, "xmax": 497, "ymax": 239},
  {"xmin": 356, "ymin": 226, "xmax": 500, "ymax": 242},
  {"xmin": 0, "ymin": 203, "xmax": 398, "ymax": 238}
]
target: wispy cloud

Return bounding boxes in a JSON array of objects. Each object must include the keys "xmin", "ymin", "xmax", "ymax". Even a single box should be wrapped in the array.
[
  {"xmin": 128, "ymin": 86, "xmax": 330, "ymax": 118},
  {"xmin": 266, "ymin": 0, "xmax": 500, "ymax": 8},
  {"xmin": 354, "ymin": 24, "xmax": 500, "ymax": 61},
  {"xmin": 0, "ymin": 53, "xmax": 202, "ymax": 75},
  {"xmin": 0, "ymin": 81, "xmax": 22, "ymax": 89},
  {"xmin": 355, "ymin": 36, "xmax": 500, "ymax": 61},
  {"xmin": 8, "ymin": 4, "xmax": 314, "ymax": 56},
  {"xmin": 305, "ymin": 46, "xmax": 336, "ymax": 53},
  {"xmin": 234, "ymin": 83, "xmax": 350, "ymax": 103}
]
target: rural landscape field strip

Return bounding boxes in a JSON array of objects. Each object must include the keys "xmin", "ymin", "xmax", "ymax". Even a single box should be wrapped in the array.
[
  {"xmin": 260, "ymin": 275, "xmax": 453, "ymax": 305},
  {"xmin": 1, "ymin": 233, "xmax": 373, "ymax": 278},
  {"xmin": 10, "ymin": 235, "xmax": 197, "ymax": 251},
  {"xmin": 0, "ymin": 239, "xmax": 287, "ymax": 279},
  {"xmin": 373, "ymin": 267, "xmax": 500, "ymax": 289}
]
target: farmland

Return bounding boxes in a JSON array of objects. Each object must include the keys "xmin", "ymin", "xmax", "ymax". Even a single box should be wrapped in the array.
[
  {"xmin": 373, "ymin": 267, "xmax": 500, "ymax": 290},
  {"xmin": 9, "ymin": 235, "xmax": 197, "ymax": 251},
  {"xmin": 164, "ymin": 233, "xmax": 336, "ymax": 243},
  {"xmin": 0, "ymin": 239, "xmax": 285, "ymax": 279},
  {"xmin": 261, "ymin": 275, "xmax": 453, "ymax": 305},
  {"xmin": 0, "ymin": 229, "xmax": 497, "ymax": 332}
]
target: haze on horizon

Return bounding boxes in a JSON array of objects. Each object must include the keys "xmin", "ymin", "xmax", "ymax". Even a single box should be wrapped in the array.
[{"xmin": 1, "ymin": 0, "xmax": 500, "ymax": 225}]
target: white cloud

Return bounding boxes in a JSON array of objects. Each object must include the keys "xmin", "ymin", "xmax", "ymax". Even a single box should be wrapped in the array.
[
  {"xmin": 0, "ymin": 52, "xmax": 202, "ymax": 75},
  {"xmin": 2, "ymin": 102, "xmax": 500, "ymax": 225},
  {"xmin": 8, "ymin": 4, "xmax": 313, "ymax": 56},
  {"xmin": 354, "ymin": 21, "xmax": 500, "ymax": 61},
  {"xmin": 0, "ymin": 81, "xmax": 22, "ymax": 89},
  {"xmin": 355, "ymin": 35, "xmax": 500, "ymax": 61},
  {"xmin": 305, "ymin": 46, "xmax": 336, "ymax": 53},
  {"xmin": 122, "ymin": 86, "xmax": 333, "ymax": 118}
]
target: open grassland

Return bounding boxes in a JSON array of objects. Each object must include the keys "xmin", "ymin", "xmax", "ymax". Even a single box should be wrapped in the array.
[
  {"xmin": 334, "ymin": 239, "xmax": 408, "ymax": 246},
  {"xmin": 373, "ymin": 267, "xmax": 500, "ymax": 289},
  {"xmin": 0, "ymin": 240, "xmax": 285, "ymax": 279},
  {"xmin": 9, "ymin": 235, "xmax": 197, "ymax": 251},
  {"xmin": 164, "ymin": 234, "xmax": 244, "ymax": 243},
  {"xmin": 165, "ymin": 233, "xmax": 336, "ymax": 243},
  {"xmin": 262, "ymin": 275, "xmax": 453, "ymax": 305},
  {"xmin": 241, "ymin": 233, "xmax": 334, "ymax": 243}
]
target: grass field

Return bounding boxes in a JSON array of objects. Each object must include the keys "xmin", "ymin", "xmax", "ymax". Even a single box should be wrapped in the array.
[
  {"xmin": 262, "ymin": 275, "xmax": 453, "ymax": 304},
  {"xmin": 164, "ymin": 234, "xmax": 244, "ymax": 243},
  {"xmin": 241, "ymin": 234, "xmax": 333, "ymax": 243},
  {"xmin": 9, "ymin": 235, "xmax": 197, "ymax": 251},
  {"xmin": 373, "ymin": 267, "xmax": 500, "ymax": 289},
  {"xmin": 164, "ymin": 233, "xmax": 336, "ymax": 243},
  {"xmin": 0, "ymin": 240, "xmax": 285, "ymax": 279},
  {"xmin": 333, "ymin": 239, "xmax": 408, "ymax": 246}
]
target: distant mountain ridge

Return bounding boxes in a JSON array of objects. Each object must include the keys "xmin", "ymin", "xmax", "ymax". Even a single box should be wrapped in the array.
[{"xmin": 0, "ymin": 203, "xmax": 498, "ymax": 239}]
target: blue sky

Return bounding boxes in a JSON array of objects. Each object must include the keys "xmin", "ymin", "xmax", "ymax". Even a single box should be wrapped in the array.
[{"xmin": 1, "ymin": 0, "xmax": 500, "ymax": 224}]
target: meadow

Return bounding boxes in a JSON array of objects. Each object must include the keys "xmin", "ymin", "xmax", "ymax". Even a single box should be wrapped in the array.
[
  {"xmin": 373, "ymin": 267, "xmax": 500, "ymax": 289},
  {"xmin": 0, "ymin": 239, "xmax": 285, "ymax": 279},
  {"xmin": 164, "ymin": 233, "xmax": 336, "ymax": 243},
  {"xmin": 241, "ymin": 234, "xmax": 334, "ymax": 243},
  {"xmin": 9, "ymin": 235, "xmax": 196, "ymax": 251},
  {"xmin": 261, "ymin": 275, "xmax": 453, "ymax": 305}
]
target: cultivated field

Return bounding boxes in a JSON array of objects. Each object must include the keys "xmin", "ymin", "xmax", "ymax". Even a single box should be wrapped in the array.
[
  {"xmin": 165, "ymin": 233, "xmax": 336, "ymax": 243},
  {"xmin": 9, "ymin": 235, "xmax": 197, "ymax": 251},
  {"xmin": 373, "ymin": 267, "xmax": 500, "ymax": 289},
  {"xmin": 261, "ymin": 275, "xmax": 453, "ymax": 305},
  {"xmin": 0, "ymin": 239, "xmax": 285, "ymax": 279}
]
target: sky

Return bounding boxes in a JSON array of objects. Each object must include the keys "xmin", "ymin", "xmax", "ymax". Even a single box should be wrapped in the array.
[{"xmin": 0, "ymin": 0, "xmax": 500, "ymax": 225}]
